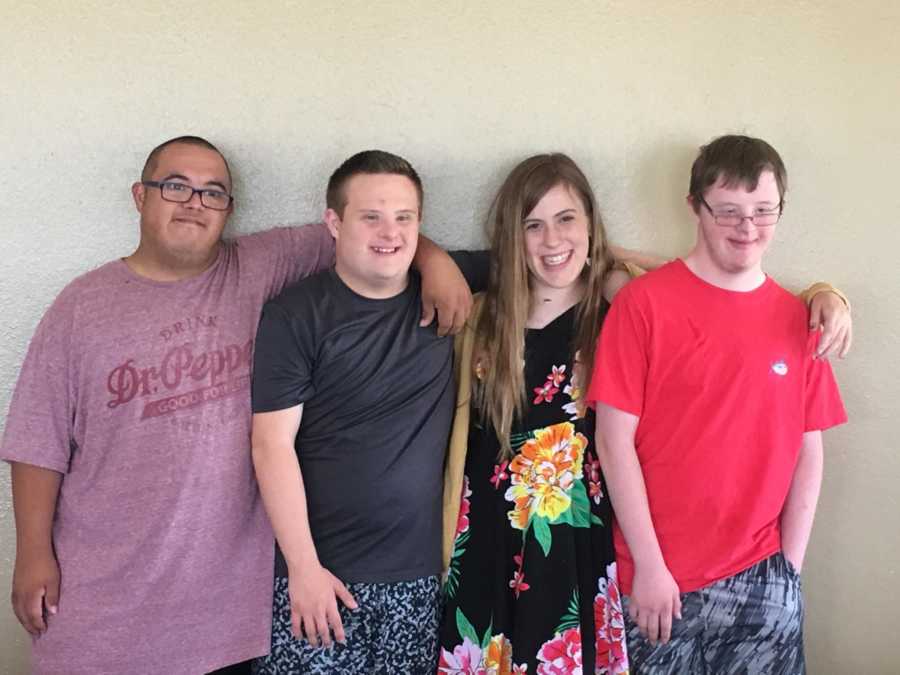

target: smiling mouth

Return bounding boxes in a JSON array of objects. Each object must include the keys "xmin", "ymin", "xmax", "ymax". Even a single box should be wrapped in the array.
[
  {"xmin": 371, "ymin": 246, "xmax": 400, "ymax": 254},
  {"xmin": 542, "ymin": 250, "xmax": 573, "ymax": 267},
  {"xmin": 173, "ymin": 217, "xmax": 206, "ymax": 227}
]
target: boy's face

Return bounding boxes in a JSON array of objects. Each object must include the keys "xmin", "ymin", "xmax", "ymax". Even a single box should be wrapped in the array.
[
  {"xmin": 325, "ymin": 173, "xmax": 420, "ymax": 298},
  {"xmin": 132, "ymin": 143, "xmax": 233, "ymax": 268},
  {"xmin": 693, "ymin": 170, "xmax": 781, "ymax": 276}
]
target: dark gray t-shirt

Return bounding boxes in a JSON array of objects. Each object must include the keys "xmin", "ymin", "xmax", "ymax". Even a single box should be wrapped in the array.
[{"xmin": 252, "ymin": 268, "xmax": 454, "ymax": 583}]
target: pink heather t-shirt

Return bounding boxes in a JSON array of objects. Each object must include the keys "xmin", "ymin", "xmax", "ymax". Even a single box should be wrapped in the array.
[{"xmin": 1, "ymin": 224, "xmax": 334, "ymax": 675}]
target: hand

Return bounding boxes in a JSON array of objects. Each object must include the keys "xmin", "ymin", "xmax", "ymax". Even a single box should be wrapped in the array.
[
  {"xmin": 288, "ymin": 564, "xmax": 357, "ymax": 648},
  {"xmin": 11, "ymin": 548, "xmax": 59, "ymax": 636},
  {"xmin": 628, "ymin": 562, "xmax": 682, "ymax": 645},
  {"xmin": 782, "ymin": 549, "xmax": 804, "ymax": 574},
  {"xmin": 809, "ymin": 291, "xmax": 852, "ymax": 359},
  {"xmin": 419, "ymin": 257, "xmax": 473, "ymax": 337}
]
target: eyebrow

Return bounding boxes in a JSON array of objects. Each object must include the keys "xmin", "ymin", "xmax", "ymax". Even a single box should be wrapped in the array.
[
  {"xmin": 357, "ymin": 208, "xmax": 418, "ymax": 215},
  {"xmin": 159, "ymin": 174, "xmax": 230, "ymax": 192},
  {"xmin": 524, "ymin": 208, "xmax": 577, "ymax": 222}
]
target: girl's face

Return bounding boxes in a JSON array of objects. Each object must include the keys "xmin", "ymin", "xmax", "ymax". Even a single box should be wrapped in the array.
[{"xmin": 522, "ymin": 183, "xmax": 591, "ymax": 294}]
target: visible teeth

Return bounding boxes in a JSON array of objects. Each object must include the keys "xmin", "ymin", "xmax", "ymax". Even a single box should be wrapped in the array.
[
  {"xmin": 372, "ymin": 247, "xmax": 398, "ymax": 253},
  {"xmin": 543, "ymin": 252, "xmax": 570, "ymax": 265}
]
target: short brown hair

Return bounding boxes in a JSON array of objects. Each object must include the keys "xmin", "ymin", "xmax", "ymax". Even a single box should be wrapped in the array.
[
  {"xmin": 689, "ymin": 135, "xmax": 787, "ymax": 210},
  {"xmin": 326, "ymin": 150, "xmax": 423, "ymax": 218},
  {"xmin": 141, "ymin": 135, "xmax": 232, "ymax": 187}
]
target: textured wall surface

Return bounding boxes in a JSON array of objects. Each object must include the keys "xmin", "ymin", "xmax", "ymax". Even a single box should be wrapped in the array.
[{"xmin": 1, "ymin": 2, "xmax": 897, "ymax": 673}]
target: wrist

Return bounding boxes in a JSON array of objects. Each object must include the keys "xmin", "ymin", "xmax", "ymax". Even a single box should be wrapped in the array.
[{"xmin": 15, "ymin": 538, "xmax": 54, "ymax": 560}]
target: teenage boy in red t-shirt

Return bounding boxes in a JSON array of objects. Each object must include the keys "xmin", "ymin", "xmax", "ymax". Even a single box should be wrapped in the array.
[{"xmin": 588, "ymin": 134, "xmax": 847, "ymax": 674}]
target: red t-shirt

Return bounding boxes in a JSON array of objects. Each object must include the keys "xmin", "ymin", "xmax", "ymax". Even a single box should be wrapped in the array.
[{"xmin": 587, "ymin": 260, "xmax": 847, "ymax": 594}]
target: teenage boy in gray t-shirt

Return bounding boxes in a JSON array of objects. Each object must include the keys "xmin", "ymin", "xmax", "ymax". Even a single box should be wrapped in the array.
[{"xmin": 251, "ymin": 150, "xmax": 453, "ymax": 674}]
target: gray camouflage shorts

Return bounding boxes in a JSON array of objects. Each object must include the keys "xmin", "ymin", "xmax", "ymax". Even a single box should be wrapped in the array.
[{"xmin": 625, "ymin": 552, "xmax": 805, "ymax": 674}]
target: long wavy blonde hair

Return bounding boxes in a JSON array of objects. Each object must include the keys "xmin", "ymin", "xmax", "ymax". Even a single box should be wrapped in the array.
[{"xmin": 473, "ymin": 153, "xmax": 613, "ymax": 458}]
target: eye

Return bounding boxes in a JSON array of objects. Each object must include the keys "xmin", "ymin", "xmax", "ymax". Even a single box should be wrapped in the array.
[
  {"xmin": 560, "ymin": 214, "xmax": 576, "ymax": 223},
  {"xmin": 523, "ymin": 221, "xmax": 542, "ymax": 231},
  {"xmin": 364, "ymin": 213, "xmax": 379, "ymax": 222},
  {"xmin": 163, "ymin": 182, "xmax": 190, "ymax": 193},
  {"xmin": 397, "ymin": 213, "xmax": 413, "ymax": 223},
  {"xmin": 201, "ymin": 189, "xmax": 227, "ymax": 199}
]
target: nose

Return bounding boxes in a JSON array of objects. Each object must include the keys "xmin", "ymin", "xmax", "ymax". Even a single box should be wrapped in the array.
[
  {"xmin": 183, "ymin": 189, "xmax": 204, "ymax": 209},
  {"xmin": 734, "ymin": 215, "xmax": 756, "ymax": 233},
  {"xmin": 542, "ymin": 222, "xmax": 562, "ymax": 247},
  {"xmin": 377, "ymin": 217, "xmax": 401, "ymax": 240}
]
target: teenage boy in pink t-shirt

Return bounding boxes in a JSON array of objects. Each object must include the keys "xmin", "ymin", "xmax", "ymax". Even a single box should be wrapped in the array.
[
  {"xmin": 589, "ymin": 135, "xmax": 847, "ymax": 674},
  {"xmin": 1, "ymin": 136, "xmax": 470, "ymax": 675}
]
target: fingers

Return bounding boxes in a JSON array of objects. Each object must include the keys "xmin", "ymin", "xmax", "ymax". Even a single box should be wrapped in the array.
[
  {"xmin": 839, "ymin": 323, "xmax": 853, "ymax": 359},
  {"xmin": 435, "ymin": 304, "xmax": 452, "ymax": 337},
  {"xmin": 11, "ymin": 590, "xmax": 40, "ymax": 636},
  {"xmin": 25, "ymin": 587, "xmax": 47, "ymax": 635},
  {"xmin": 639, "ymin": 609, "xmax": 660, "ymax": 645},
  {"xmin": 332, "ymin": 579, "xmax": 357, "ymax": 610},
  {"xmin": 45, "ymin": 577, "xmax": 59, "ymax": 616},
  {"xmin": 301, "ymin": 613, "xmax": 319, "ymax": 647},
  {"xmin": 419, "ymin": 300, "xmax": 436, "ymax": 329},
  {"xmin": 314, "ymin": 612, "xmax": 333, "ymax": 648},
  {"xmin": 808, "ymin": 301, "xmax": 824, "ymax": 332},
  {"xmin": 659, "ymin": 609, "xmax": 673, "ymax": 644},
  {"xmin": 290, "ymin": 605, "xmax": 303, "ymax": 639},
  {"xmin": 326, "ymin": 602, "xmax": 346, "ymax": 645}
]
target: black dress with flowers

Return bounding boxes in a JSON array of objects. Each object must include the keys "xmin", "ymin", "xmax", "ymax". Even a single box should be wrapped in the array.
[{"xmin": 438, "ymin": 306, "xmax": 629, "ymax": 675}]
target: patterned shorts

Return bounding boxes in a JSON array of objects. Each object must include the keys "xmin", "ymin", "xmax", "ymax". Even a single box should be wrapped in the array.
[
  {"xmin": 624, "ymin": 552, "xmax": 805, "ymax": 674},
  {"xmin": 252, "ymin": 575, "xmax": 441, "ymax": 675}
]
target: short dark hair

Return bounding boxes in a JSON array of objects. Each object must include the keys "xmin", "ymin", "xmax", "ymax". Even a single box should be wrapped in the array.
[
  {"xmin": 326, "ymin": 150, "xmax": 423, "ymax": 218},
  {"xmin": 141, "ymin": 135, "xmax": 232, "ymax": 187},
  {"xmin": 689, "ymin": 135, "xmax": 787, "ymax": 210}
]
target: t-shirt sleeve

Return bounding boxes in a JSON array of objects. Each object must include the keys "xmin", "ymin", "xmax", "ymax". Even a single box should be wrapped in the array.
[
  {"xmin": 586, "ymin": 284, "xmax": 650, "ymax": 417},
  {"xmin": 238, "ymin": 223, "xmax": 336, "ymax": 300},
  {"xmin": 252, "ymin": 301, "xmax": 315, "ymax": 413},
  {"xmin": 0, "ymin": 290, "xmax": 77, "ymax": 473},
  {"xmin": 449, "ymin": 249, "xmax": 490, "ymax": 293},
  {"xmin": 803, "ymin": 336, "xmax": 848, "ymax": 431}
]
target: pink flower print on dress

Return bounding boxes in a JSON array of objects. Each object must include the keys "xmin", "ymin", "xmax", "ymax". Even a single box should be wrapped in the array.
[
  {"xmin": 594, "ymin": 562, "xmax": 629, "ymax": 674},
  {"xmin": 533, "ymin": 380, "xmax": 560, "ymax": 405},
  {"xmin": 536, "ymin": 627, "xmax": 583, "ymax": 675},
  {"xmin": 509, "ymin": 553, "xmax": 530, "ymax": 598},
  {"xmin": 490, "ymin": 461, "xmax": 510, "ymax": 489}
]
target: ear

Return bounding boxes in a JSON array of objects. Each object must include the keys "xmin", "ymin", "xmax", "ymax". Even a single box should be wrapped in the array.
[
  {"xmin": 324, "ymin": 208, "xmax": 341, "ymax": 240},
  {"xmin": 132, "ymin": 182, "xmax": 146, "ymax": 213},
  {"xmin": 686, "ymin": 194, "xmax": 701, "ymax": 217}
]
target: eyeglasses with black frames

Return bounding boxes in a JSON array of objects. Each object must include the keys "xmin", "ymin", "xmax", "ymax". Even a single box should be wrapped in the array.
[
  {"xmin": 699, "ymin": 196, "xmax": 782, "ymax": 227},
  {"xmin": 142, "ymin": 181, "xmax": 233, "ymax": 211}
]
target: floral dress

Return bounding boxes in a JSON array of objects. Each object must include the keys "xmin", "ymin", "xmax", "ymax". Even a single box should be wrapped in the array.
[{"xmin": 438, "ymin": 306, "xmax": 629, "ymax": 675}]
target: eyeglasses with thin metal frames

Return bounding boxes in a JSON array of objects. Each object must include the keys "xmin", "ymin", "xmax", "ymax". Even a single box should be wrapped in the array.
[{"xmin": 699, "ymin": 196, "xmax": 782, "ymax": 227}]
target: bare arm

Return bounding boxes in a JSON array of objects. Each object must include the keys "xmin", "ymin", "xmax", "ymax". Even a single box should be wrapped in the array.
[
  {"xmin": 595, "ymin": 404, "xmax": 681, "ymax": 645},
  {"xmin": 10, "ymin": 462, "xmax": 62, "ymax": 635},
  {"xmin": 779, "ymin": 431, "xmax": 825, "ymax": 572},
  {"xmin": 252, "ymin": 406, "xmax": 356, "ymax": 647},
  {"xmin": 608, "ymin": 244, "xmax": 669, "ymax": 272},
  {"xmin": 413, "ymin": 235, "xmax": 473, "ymax": 337}
]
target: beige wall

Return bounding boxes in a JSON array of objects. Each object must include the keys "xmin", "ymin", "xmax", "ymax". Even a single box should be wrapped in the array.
[{"xmin": 1, "ymin": 1, "xmax": 897, "ymax": 672}]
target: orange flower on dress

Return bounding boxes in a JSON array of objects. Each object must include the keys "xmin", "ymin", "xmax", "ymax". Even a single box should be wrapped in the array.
[
  {"xmin": 505, "ymin": 422, "xmax": 587, "ymax": 529},
  {"xmin": 484, "ymin": 634, "xmax": 513, "ymax": 674}
]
